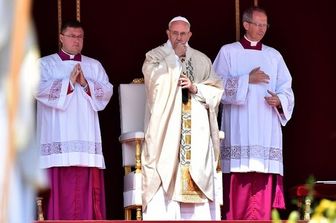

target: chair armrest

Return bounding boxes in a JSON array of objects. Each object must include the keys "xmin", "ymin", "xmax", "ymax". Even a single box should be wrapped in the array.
[
  {"xmin": 119, "ymin": 131, "xmax": 144, "ymax": 143},
  {"xmin": 120, "ymin": 131, "xmax": 144, "ymax": 173}
]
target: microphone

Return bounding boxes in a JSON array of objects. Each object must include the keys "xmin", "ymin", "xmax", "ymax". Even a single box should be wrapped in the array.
[
  {"xmin": 182, "ymin": 88, "xmax": 188, "ymax": 104},
  {"xmin": 180, "ymin": 56, "xmax": 188, "ymax": 104}
]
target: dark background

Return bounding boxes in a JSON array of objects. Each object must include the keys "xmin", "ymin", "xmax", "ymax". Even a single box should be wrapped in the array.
[{"xmin": 32, "ymin": 0, "xmax": 336, "ymax": 219}]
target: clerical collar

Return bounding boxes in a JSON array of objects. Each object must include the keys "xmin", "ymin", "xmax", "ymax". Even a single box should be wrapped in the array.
[
  {"xmin": 57, "ymin": 49, "xmax": 82, "ymax": 61},
  {"xmin": 240, "ymin": 36, "xmax": 262, "ymax": 50}
]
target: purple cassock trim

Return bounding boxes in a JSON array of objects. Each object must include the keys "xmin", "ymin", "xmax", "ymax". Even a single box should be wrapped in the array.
[
  {"xmin": 57, "ymin": 50, "xmax": 82, "ymax": 61},
  {"xmin": 240, "ymin": 37, "xmax": 262, "ymax": 50}
]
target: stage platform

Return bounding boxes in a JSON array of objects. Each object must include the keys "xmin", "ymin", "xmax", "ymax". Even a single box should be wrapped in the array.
[{"xmin": 34, "ymin": 221, "xmax": 309, "ymax": 223}]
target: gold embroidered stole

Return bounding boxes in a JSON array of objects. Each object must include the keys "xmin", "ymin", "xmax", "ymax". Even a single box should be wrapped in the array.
[{"xmin": 178, "ymin": 57, "xmax": 204, "ymax": 202}]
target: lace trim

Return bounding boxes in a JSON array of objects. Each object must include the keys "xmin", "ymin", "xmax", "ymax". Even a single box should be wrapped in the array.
[
  {"xmin": 48, "ymin": 80, "xmax": 62, "ymax": 101},
  {"xmin": 225, "ymin": 77, "xmax": 239, "ymax": 97},
  {"xmin": 94, "ymin": 82, "xmax": 104, "ymax": 100},
  {"xmin": 41, "ymin": 140, "xmax": 103, "ymax": 155},
  {"xmin": 221, "ymin": 145, "xmax": 282, "ymax": 161}
]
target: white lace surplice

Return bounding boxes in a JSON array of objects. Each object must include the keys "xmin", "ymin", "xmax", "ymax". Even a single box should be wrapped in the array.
[
  {"xmin": 36, "ymin": 54, "xmax": 113, "ymax": 169},
  {"xmin": 213, "ymin": 42, "xmax": 294, "ymax": 176}
]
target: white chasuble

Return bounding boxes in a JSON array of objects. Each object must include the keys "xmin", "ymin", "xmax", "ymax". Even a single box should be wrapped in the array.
[{"xmin": 142, "ymin": 41, "xmax": 223, "ymax": 215}]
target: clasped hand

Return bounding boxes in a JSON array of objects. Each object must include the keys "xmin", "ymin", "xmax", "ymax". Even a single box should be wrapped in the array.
[
  {"xmin": 179, "ymin": 74, "xmax": 197, "ymax": 94},
  {"xmin": 70, "ymin": 63, "xmax": 87, "ymax": 86}
]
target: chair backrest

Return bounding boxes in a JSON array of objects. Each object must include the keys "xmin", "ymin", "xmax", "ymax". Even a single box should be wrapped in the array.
[
  {"xmin": 118, "ymin": 83, "xmax": 146, "ymax": 167},
  {"xmin": 119, "ymin": 83, "xmax": 146, "ymax": 133}
]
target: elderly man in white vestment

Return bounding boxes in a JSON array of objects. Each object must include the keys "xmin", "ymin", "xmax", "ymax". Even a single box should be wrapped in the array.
[
  {"xmin": 35, "ymin": 20, "xmax": 113, "ymax": 220},
  {"xmin": 141, "ymin": 16, "xmax": 224, "ymax": 220},
  {"xmin": 213, "ymin": 6, "xmax": 294, "ymax": 220}
]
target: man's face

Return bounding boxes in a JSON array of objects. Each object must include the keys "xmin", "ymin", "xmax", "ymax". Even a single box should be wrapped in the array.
[
  {"xmin": 244, "ymin": 11, "xmax": 268, "ymax": 41},
  {"xmin": 166, "ymin": 21, "xmax": 192, "ymax": 49},
  {"xmin": 59, "ymin": 27, "xmax": 84, "ymax": 55}
]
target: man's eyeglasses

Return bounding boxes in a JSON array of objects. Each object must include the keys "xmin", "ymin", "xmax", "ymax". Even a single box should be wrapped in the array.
[
  {"xmin": 247, "ymin": 21, "xmax": 270, "ymax": 29},
  {"xmin": 169, "ymin": 30, "xmax": 189, "ymax": 38},
  {"xmin": 61, "ymin": 33, "xmax": 84, "ymax": 40}
]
